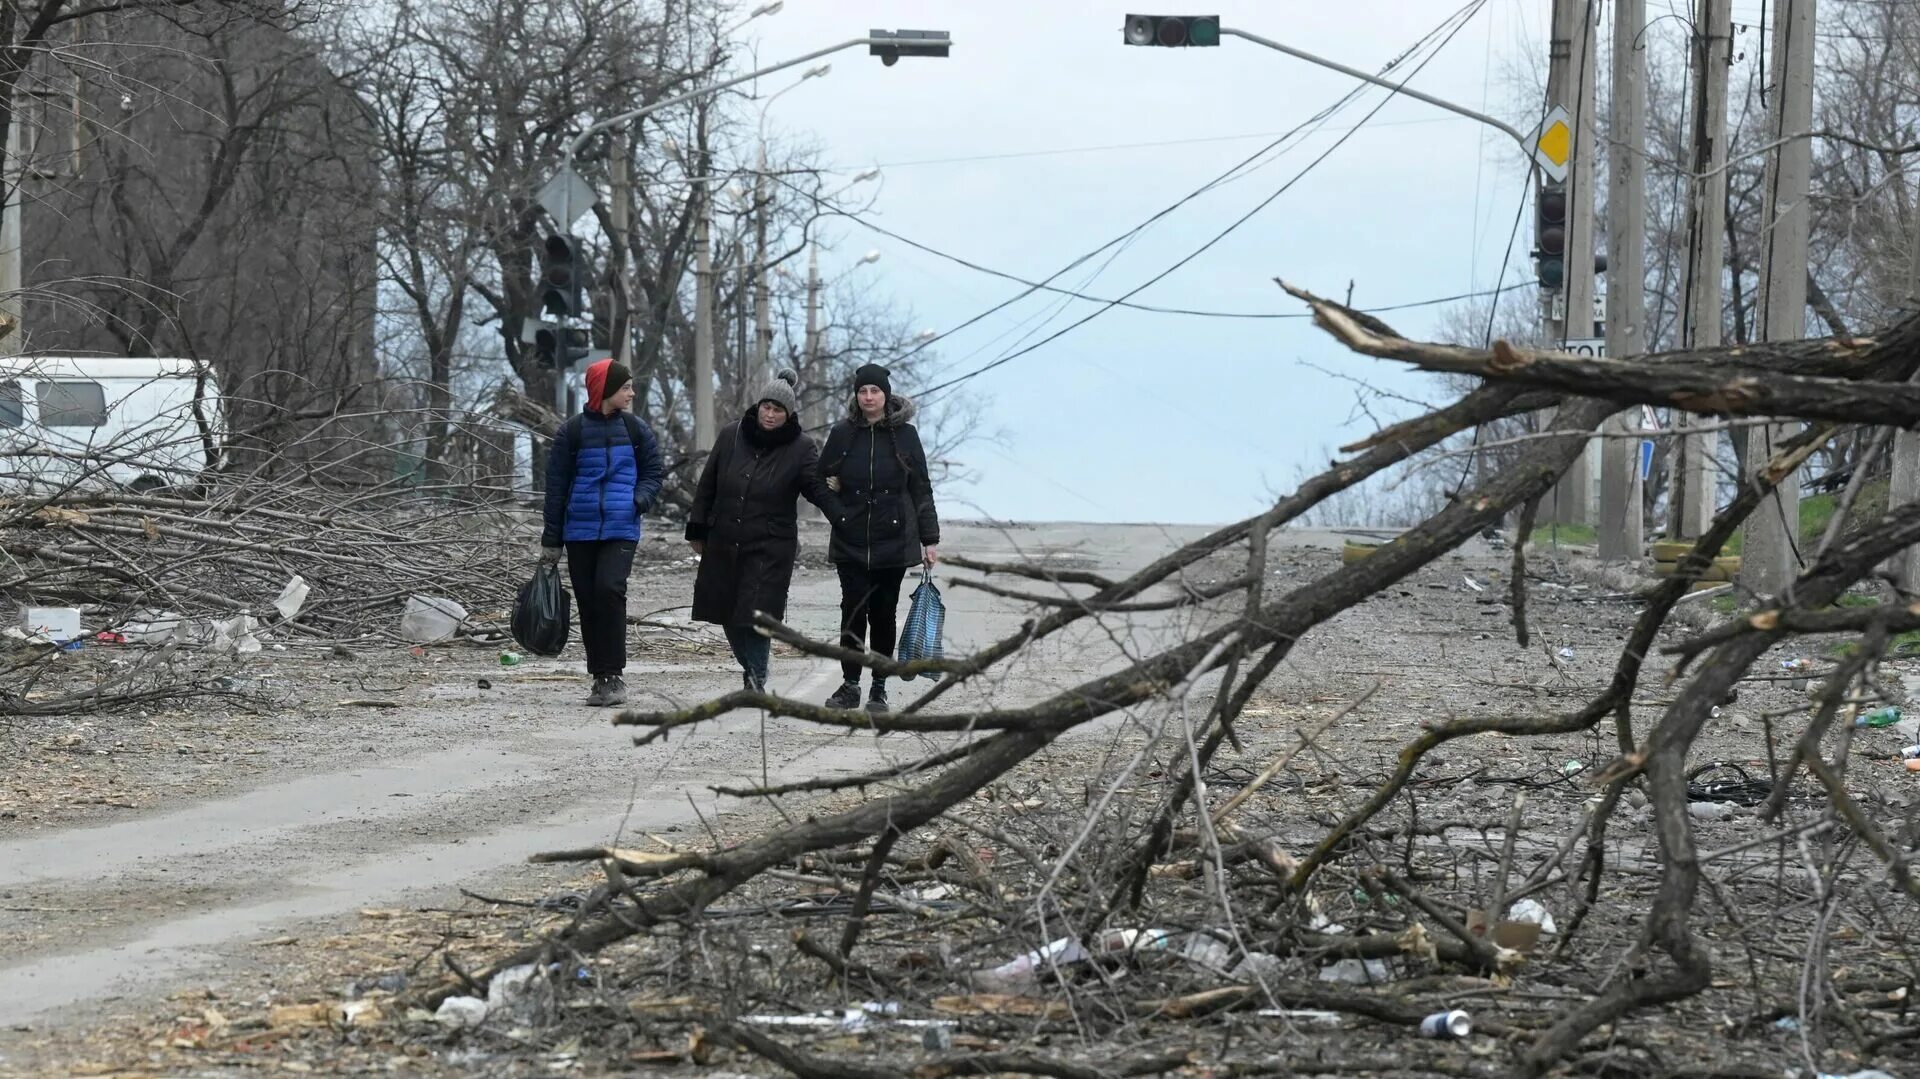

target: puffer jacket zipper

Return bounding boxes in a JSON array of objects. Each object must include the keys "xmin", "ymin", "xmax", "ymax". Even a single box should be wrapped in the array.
[
  {"xmin": 599, "ymin": 417, "xmax": 612, "ymax": 539},
  {"xmin": 863, "ymin": 425, "xmax": 874, "ymax": 569}
]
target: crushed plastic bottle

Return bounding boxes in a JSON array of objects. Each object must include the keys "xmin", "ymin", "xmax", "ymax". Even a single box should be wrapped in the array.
[
  {"xmin": 499, "ymin": 651, "xmax": 521, "ymax": 667},
  {"xmin": 1855, "ymin": 707, "xmax": 1902, "ymax": 729}
]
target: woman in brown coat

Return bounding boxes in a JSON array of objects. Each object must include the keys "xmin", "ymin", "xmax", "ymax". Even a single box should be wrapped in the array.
[{"xmin": 686, "ymin": 369, "xmax": 838, "ymax": 692}]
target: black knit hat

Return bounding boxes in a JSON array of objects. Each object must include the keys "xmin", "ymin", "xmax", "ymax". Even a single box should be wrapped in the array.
[
  {"xmin": 853, "ymin": 363, "xmax": 892, "ymax": 396},
  {"xmin": 605, "ymin": 360, "xmax": 633, "ymax": 395}
]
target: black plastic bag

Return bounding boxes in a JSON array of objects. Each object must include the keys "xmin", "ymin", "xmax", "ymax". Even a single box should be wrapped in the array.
[{"xmin": 512, "ymin": 563, "xmax": 571, "ymax": 657}]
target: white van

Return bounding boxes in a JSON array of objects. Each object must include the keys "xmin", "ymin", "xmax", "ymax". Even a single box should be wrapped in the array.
[{"xmin": 0, "ymin": 356, "xmax": 224, "ymax": 494}]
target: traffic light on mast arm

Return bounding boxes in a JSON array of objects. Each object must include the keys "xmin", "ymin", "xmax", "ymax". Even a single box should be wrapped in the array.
[
  {"xmin": 540, "ymin": 233, "xmax": 585, "ymax": 318},
  {"xmin": 1123, "ymin": 14, "xmax": 1221, "ymax": 47},
  {"xmin": 533, "ymin": 325, "xmax": 591, "ymax": 370},
  {"xmin": 1533, "ymin": 183, "xmax": 1567, "ymax": 291}
]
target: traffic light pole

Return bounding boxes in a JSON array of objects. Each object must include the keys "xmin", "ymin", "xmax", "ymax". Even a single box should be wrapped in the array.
[
  {"xmin": 1670, "ymin": 0, "xmax": 1732, "ymax": 540},
  {"xmin": 1217, "ymin": 27, "xmax": 1533, "ymax": 157},
  {"xmin": 1543, "ymin": 0, "xmax": 1597, "ymax": 528}
]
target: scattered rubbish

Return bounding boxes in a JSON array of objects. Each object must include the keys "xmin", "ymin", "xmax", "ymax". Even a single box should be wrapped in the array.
[
  {"xmin": 1419, "ymin": 1009, "xmax": 1472, "ymax": 1039},
  {"xmin": 1231, "ymin": 952, "xmax": 1286, "ymax": 981},
  {"xmin": 1686, "ymin": 761, "xmax": 1772, "ymax": 805},
  {"xmin": 1318, "ymin": 958, "xmax": 1394, "ymax": 984},
  {"xmin": 434, "ymin": 996, "xmax": 487, "ymax": 1030},
  {"xmin": 984, "ymin": 936, "xmax": 1089, "ymax": 982},
  {"xmin": 273, "ymin": 574, "xmax": 310, "ymax": 620},
  {"xmin": 1856, "ymin": 707, "xmax": 1902, "ymax": 729},
  {"xmin": 1174, "ymin": 931, "xmax": 1233, "ymax": 973},
  {"xmin": 59, "ymin": 639, "xmax": 84, "ymax": 652},
  {"xmin": 1561, "ymin": 760, "xmax": 1586, "ymax": 777},
  {"xmin": 1905, "ymin": 759, "xmax": 1920, "ymax": 773},
  {"xmin": 922, "ymin": 1024, "xmax": 954, "ymax": 1051},
  {"xmin": 1255, "ymin": 1008, "xmax": 1342, "ymax": 1024},
  {"xmin": 336, "ymin": 999, "xmax": 382, "ymax": 1027},
  {"xmin": 20, "ymin": 606, "xmax": 81, "ymax": 643},
  {"xmin": 1899, "ymin": 744, "xmax": 1920, "ymax": 760},
  {"xmin": 1773, "ymin": 1016, "xmax": 1799, "ymax": 1032},
  {"xmin": 4, "ymin": 625, "xmax": 57, "ymax": 646},
  {"xmin": 1508, "ymin": 898, "xmax": 1558, "ymax": 935},
  {"xmin": 1461, "ymin": 575, "xmax": 1485, "ymax": 593},
  {"xmin": 1815, "ymin": 1072, "xmax": 1900, "ymax": 1079},
  {"xmin": 499, "ymin": 651, "xmax": 522, "ymax": 667},
  {"xmin": 478, "ymin": 678, "xmax": 493, "ymax": 690},
  {"xmin": 1467, "ymin": 909, "xmax": 1543, "ymax": 953},
  {"xmin": 93, "ymin": 630, "xmax": 127, "ymax": 644},
  {"xmin": 213, "ymin": 613, "xmax": 262, "ymax": 654},
  {"xmin": 399, "ymin": 595, "xmax": 467, "ymax": 644},
  {"xmin": 1688, "ymin": 801, "xmax": 1736, "ymax": 822},
  {"xmin": 1555, "ymin": 647, "xmax": 1575, "ymax": 660},
  {"xmin": 741, "ymin": 1002, "xmax": 928, "ymax": 1034}
]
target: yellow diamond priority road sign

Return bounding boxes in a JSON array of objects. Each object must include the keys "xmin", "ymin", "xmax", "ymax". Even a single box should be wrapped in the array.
[{"xmin": 1531, "ymin": 105, "xmax": 1572, "ymax": 182}]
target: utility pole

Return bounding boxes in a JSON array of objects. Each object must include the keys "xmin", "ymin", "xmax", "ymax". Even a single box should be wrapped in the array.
[
  {"xmin": 0, "ymin": 96, "xmax": 20, "ymax": 356},
  {"xmin": 1670, "ymin": 0, "xmax": 1732, "ymax": 539},
  {"xmin": 802, "ymin": 241, "xmax": 821, "ymax": 412},
  {"xmin": 1545, "ymin": 0, "xmax": 1598, "ymax": 526},
  {"xmin": 692, "ymin": 126, "xmax": 716, "ymax": 452},
  {"xmin": 1887, "ymin": 174, "xmax": 1920, "ymax": 590},
  {"xmin": 1740, "ymin": 0, "xmax": 1815, "ymax": 593},
  {"xmin": 1599, "ymin": 0, "xmax": 1647, "ymax": 560},
  {"xmin": 608, "ymin": 133, "xmax": 634, "ymax": 366},
  {"xmin": 752, "ymin": 143, "xmax": 772, "ymax": 388}
]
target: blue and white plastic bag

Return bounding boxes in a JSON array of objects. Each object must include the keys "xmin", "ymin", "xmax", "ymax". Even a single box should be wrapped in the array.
[{"xmin": 895, "ymin": 569, "xmax": 945, "ymax": 679}]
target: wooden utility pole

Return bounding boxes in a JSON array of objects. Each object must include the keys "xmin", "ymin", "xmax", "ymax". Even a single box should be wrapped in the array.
[
  {"xmin": 1888, "ymin": 179, "xmax": 1920, "ymax": 590},
  {"xmin": 608, "ymin": 133, "xmax": 634, "ymax": 366},
  {"xmin": 751, "ymin": 143, "xmax": 772, "ymax": 389},
  {"xmin": 1546, "ymin": 0, "xmax": 1598, "ymax": 526},
  {"xmin": 1598, "ymin": 0, "xmax": 1647, "ymax": 560},
  {"xmin": 1669, "ymin": 0, "xmax": 1732, "ymax": 538},
  {"xmin": 692, "ymin": 121, "xmax": 716, "ymax": 452},
  {"xmin": 1740, "ymin": 0, "xmax": 1815, "ymax": 592},
  {"xmin": 802, "ymin": 242, "xmax": 821, "ymax": 410}
]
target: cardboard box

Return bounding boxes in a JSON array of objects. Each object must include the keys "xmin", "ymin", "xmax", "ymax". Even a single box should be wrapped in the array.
[{"xmin": 21, "ymin": 606, "xmax": 82, "ymax": 643}]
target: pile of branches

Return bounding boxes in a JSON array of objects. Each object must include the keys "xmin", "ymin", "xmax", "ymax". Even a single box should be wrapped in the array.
[{"xmin": 398, "ymin": 291, "xmax": 1920, "ymax": 1077}]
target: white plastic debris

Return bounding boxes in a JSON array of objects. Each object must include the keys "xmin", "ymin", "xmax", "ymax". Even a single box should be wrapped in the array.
[
  {"xmin": 214, "ymin": 614, "xmax": 262, "ymax": 654},
  {"xmin": 987, "ymin": 936, "xmax": 1089, "ymax": 980},
  {"xmin": 1318, "ymin": 958, "xmax": 1394, "ymax": 984},
  {"xmin": 400, "ymin": 595, "xmax": 467, "ymax": 644},
  {"xmin": 1255, "ymin": 1008, "xmax": 1341, "ymax": 1024},
  {"xmin": 117, "ymin": 609, "xmax": 186, "ymax": 645},
  {"xmin": 1508, "ymin": 898, "xmax": 1558, "ymax": 935},
  {"xmin": 1175, "ymin": 932, "xmax": 1234, "ymax": 973},
  {"xmin": 1687, "ymin": 801, "xmax": 1736, "ymax": 822},
  {"xmin": 273, "ymin": 575, "xmax": 310, "ymax": 621},
  {"xmin": 20, "ymin": 606, "xmax": 81, "ymax": 643},
  {"xmin": 433, "ymin": 996, "xmax": 487, "ymax": 1029},
  {"xmin": 1231, "ymin": 952, "xmax": 1286, "ymax": 980}
]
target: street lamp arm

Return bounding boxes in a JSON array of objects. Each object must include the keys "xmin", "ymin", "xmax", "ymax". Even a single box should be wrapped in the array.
[
  {"xmin": 567, "ymin": 37, "xmax": 896, "ymax": 165},
  {"xmin": 1221, "ymin": 26, "xmax": 1531, "ymax": 156}
]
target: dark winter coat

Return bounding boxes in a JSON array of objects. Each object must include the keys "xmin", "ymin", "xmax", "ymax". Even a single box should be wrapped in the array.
[
  {"xmin": 816, "ymin": 393, "xmax": 939, "ymax": 569},
  {"xmin": 541, "ymin": 409, "xmax": 665, "ymax": 546},
  {"xmin": 686, "ymin": 410, "xmax": 837, "ymax": 626}
]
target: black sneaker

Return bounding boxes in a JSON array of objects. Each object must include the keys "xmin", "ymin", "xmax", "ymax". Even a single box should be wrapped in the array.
[
  {"xmin": 585, "ymin": 677, "xmax": 610, "ymax": 706},
  {"xmin": 599, "ymin": 676, "xmax": 627, "ymax": 706},
  {"xmin": 743, "ymin": 672, "xmax": 768, "ymax": 695},
  {"xmin": 825, "ymin": 681, "xmax": 862, "ymax": 710},
  {"xmin": 866, "ymin": 682, "xmax": 889, "ymax": 715}
]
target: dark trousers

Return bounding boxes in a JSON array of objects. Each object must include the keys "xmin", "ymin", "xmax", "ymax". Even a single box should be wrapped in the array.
[
  {"xmin": 565, "ymin": 540, "xmax": 636, "ymax": 677},
  {"xmin": 724, "ymin": 625, "xmax": 771, "ymax": 685},
  {"xmin": 835, "ymin": 563, "xmax": 908, "ymax": 684}
]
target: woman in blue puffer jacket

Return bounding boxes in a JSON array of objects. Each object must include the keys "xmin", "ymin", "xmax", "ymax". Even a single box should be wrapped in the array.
[{"xmin": 540, "ymin": 358, "xmax": 664, "ymax": 706}]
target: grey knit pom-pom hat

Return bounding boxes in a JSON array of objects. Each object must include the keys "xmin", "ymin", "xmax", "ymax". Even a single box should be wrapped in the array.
[{"xmin": 755, "ymin": 368, "xmax": 801, "ymax": 415}]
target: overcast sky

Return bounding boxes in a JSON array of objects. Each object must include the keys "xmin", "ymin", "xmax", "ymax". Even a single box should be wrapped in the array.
[{"xmin": 740, "ymin": 1, "xmax": 1652, "ymax": 525}]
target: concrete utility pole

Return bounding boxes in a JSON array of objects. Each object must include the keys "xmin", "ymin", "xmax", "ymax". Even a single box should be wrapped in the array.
[
  {"xmin": 1670, "ymin": 0, "xmax": 1732, "ymax": 539},
  {"xmin": 1888, "ymin": 179, "xmax": 1920, "ymax": 590},
  {"xmin": 802, "ymin": 242, "xmax": 821, "ymax": 410},
  {"xmin": 1545, "ymin": 0, "xmax": 1598, "ymax": 527},
  {"xmin": 1740, "ymin": 0, "xmax": 1815, "ymax": 593},
  {"xmin": 1599, "ymin": 0, "xmax": 1648, "ymax": 560},
  {"xmin": 1, "ymin": 97, "xmax": 24, "ymax": 356}
]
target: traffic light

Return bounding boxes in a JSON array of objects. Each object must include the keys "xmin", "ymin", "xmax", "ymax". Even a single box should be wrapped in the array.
[
  {"xmin": 1534, "ymin": 183, "xmax": 1567, "ymax": 291},
  {"xmin": 532, "ymin": 325, "xmax": 591, "ymax": 369},
  {"xmin": 1123, "ymin": 14, "xmax": 1220, "ymax": 47},
  {"xmin": 540, "ymin": 233, "xmax": 584, "ymax": 318},
  {"xmin": 868, "ymin": 29, "xmax": 950, "ymax": 66}
]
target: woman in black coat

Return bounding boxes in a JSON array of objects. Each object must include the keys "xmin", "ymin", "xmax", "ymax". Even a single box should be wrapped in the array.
[
  {"xmin": 686, "ymin": 370, "xmax": 837, "ymax": 692},
  {"xmin": 816, "ymin": 363, "xmax": 940, "ymax": 715}
]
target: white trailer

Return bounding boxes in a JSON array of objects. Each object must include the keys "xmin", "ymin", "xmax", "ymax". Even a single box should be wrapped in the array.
[{"xmin": 0, "ymin": 355, "xmax": 223, "ymax": 494}]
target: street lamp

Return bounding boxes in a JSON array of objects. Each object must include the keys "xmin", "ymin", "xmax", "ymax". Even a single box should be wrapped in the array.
[
  {"xmin": 858, "ymin": 249, "xmax": 882, "ymax": 265},
  {"xmin": 545, "ymin": 28, "xmax": 953, "ymax": 448}
]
